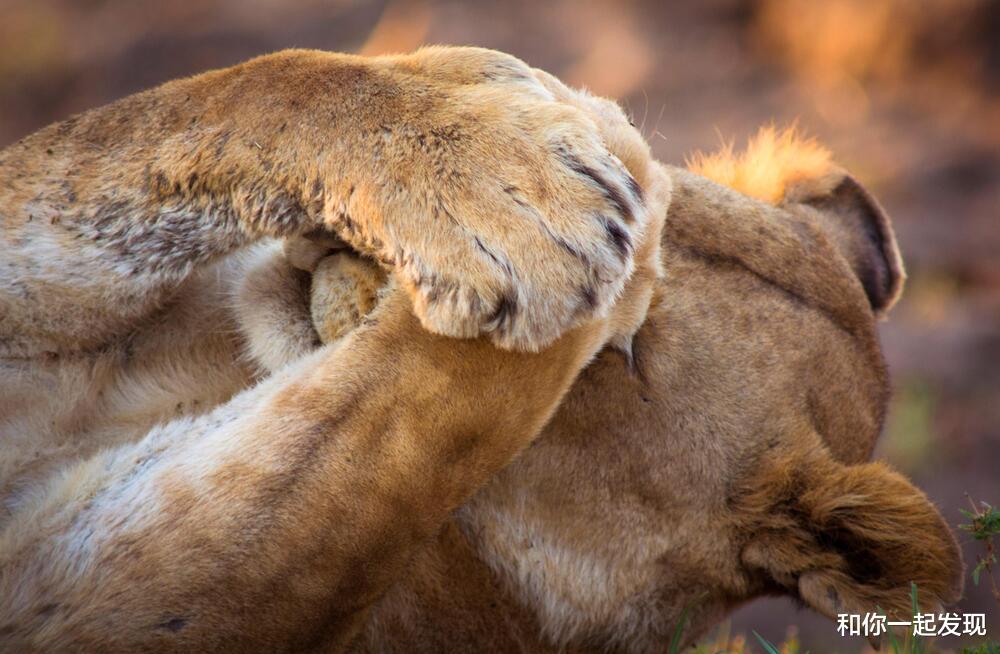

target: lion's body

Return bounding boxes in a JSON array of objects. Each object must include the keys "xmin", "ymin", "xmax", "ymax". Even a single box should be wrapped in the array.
[{"xmin": 0, "ymin": 48, "xmax": 959, "ymax": 653}]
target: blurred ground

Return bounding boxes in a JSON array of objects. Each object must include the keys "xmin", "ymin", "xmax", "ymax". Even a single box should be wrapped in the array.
[{"xmin": 1, "ymin": 0, "xmax": 997, "ymax": 650}]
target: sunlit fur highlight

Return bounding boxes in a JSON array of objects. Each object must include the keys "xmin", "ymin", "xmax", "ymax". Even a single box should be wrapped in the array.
[{"xmin": 686, "ymin": 125, "xmax": 837, "ymax": 204}]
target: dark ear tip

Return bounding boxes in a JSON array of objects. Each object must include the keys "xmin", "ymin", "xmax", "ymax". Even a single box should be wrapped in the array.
[
  {"xmin": 792, "ymin": 173, "xmax": 906, "ymax": 316},
  {"xmin": 838, "ymin": 175, "xmax": 906, "ymax": 316}
]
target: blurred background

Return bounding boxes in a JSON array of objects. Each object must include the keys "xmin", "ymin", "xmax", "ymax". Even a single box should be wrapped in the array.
[{"xmin": 1, "ymin": 0, "xmax": 996, "ymax": 650}]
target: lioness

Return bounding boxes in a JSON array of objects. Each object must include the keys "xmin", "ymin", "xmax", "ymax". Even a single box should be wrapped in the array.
[{"xmin": 0, "ymin": 47, "xmax": 960, "ymax": 652}]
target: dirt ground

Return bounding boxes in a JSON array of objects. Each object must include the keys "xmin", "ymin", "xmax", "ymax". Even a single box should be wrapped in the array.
[{"xmin": 2, "ymin": 0, "xmax": 997, "ymax": 650}]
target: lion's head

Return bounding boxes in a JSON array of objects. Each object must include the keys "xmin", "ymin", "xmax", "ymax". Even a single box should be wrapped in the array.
[
  {"xmin": 454, "ymin": 128, "xmax": 957, "ymax": 650},
  {"xmin": 288, "ymin": 126, "xmax": 960, "ymax": 652}
]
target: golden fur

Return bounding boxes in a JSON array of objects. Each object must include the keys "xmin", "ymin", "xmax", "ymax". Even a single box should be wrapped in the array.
[
  {"xmin": 0, "ymin": 48, "xmax": 959, "ymax": 652},
  {"xmin": 686, "ymin": 125, "xmax": 836, "ymax": 204}
]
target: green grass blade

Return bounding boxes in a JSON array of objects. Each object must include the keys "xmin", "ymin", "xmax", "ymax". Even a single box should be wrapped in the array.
[
  {"xmin": 668, "ymin": 606, "xmax": 690, "ymax": 654},
  {"xmin": 874, "ymin": 604, "xmax": 901, "ymax": 654},
  {"xmin": 910, "ymin": 583, "xmax": 923, "ymax": 654},
  {"xmin": 752, "ymin": 630, "xmax": 782, "ymax": 654}
]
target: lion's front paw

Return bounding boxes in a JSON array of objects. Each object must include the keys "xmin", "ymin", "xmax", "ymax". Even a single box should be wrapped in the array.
[{"xmin": 327, "ymin": 48, "xmax": 653, "ymax": 351}]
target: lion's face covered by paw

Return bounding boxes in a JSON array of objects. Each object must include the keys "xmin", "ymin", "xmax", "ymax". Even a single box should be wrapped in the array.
[{"xmin": 287, "ymin": 129, "xmax": 960, "ymax": 652}]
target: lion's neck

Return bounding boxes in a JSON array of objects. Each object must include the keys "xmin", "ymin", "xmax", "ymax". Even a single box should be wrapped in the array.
[
  {"xmin": 352, "ymin": 500, "xmax": 649, "ymax": 654},
  {"xmin": 352, "ymin": 519, "xmax": 563, "ymax": 653}
]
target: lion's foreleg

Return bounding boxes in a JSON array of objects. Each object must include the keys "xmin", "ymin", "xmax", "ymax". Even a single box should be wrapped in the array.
[
  {"xmin": 0, "ymin": 53, "xmax": 387, "ymax": 355},
  {"xmin": 0, "ymin": 289, "xmax": 610, "ymax": 652}
]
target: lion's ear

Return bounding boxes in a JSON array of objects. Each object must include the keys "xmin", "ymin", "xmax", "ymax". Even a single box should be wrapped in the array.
[
  {"xmin": 787, "ymin": 174, "xmax": 905, "ymax": 316},
  {"xmin": 686, "ymin": 126, "xmax": 905, "ymax": 316},
  {"xmin": 741, "ymin": 456, "xmax": 963, "ymax": 622}
]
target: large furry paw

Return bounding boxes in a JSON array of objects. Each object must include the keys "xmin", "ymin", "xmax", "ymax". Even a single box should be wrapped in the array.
[{"xmin": 326, "ymin": 48, "xmax": 653, "ymax": 351}]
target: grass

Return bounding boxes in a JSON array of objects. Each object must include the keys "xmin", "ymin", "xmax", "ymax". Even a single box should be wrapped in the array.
[{"xmin": 960, "ymin": 498, "xmax": 1000, "ymax": 600}]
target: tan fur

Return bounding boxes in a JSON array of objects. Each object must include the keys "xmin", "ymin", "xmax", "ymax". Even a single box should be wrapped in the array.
[
  {"xmin": 0, "ymin": 47, "xmax": 959, "ymax": 653},
  {"xmin": 310, "ymin": 254, "xmax": 390, "ymax": 346},
  {"xmin": 0, "ymin": 46, "xmax": 651, "ymax": 355}
]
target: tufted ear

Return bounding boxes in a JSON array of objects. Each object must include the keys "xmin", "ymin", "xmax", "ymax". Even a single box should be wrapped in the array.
[
  {"xmin": 741, "ymin": 453, "xmax": 963, "ymax": 625},
  {"xmin": 786, "ymin": 174, "xmax": 905, "ymax": 317},
  {"xmin": 686, "ymin": 126, "xmax": 905, "ymax": 317}
]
